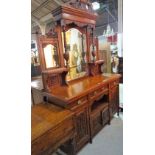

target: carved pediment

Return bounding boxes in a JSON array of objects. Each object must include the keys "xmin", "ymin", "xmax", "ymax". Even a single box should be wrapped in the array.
[
  {"xmin": 52, "ymin": 0, "xmax": 97, "ymax": 27},
  {"xmin": 66, "ymin": 0, "xmax": 94, "ymax": 14}
]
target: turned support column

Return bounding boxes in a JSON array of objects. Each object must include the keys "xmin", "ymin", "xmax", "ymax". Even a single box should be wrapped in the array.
[
  {"xmin": 63, "ymin": 26, "xmax": 69, "ymax": 68},
  {"xmin": 91, "ymin": 27, "xmax": 96, "ymax": 62}
]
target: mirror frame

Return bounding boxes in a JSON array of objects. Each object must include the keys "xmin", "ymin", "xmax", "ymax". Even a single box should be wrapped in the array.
[{"xmin": 38, "ymin": 36, "xmax": 61, "ymax": 71}]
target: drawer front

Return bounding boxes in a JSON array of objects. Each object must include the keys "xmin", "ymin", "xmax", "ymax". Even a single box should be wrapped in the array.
[
  {"xmin": 32, "ymin": 118, "xmax": 74, "ymax": 155},
  {"xmin": 89, "ymin": 85, "xmax": 108, "ymax": 101},
  {"xmin": 76, "ymin": 96, "xmax": 88, "ymax": 105},
  {"xmin": 71, "ymin": 96, "xmax": 88, "ymax": 108},
  {"xmin": 110, "ymin": 79, "xmax": 119, "ymax": 88}
]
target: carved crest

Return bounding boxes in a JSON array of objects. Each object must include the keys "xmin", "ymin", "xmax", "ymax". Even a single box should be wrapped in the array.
[
  {"xmin": 66, "ymin": 0, "xmax": 94, "ymax": 13},
  {"xmin": 52, "ymin": 0, "xmax": 97, "ymax": 28}
]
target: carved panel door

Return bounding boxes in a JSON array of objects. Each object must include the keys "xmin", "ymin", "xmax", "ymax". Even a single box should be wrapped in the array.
[
  {"xmin": 110, "ymin": 86, "xmax": 119, "ymax": 116},
  {"xmin": 74, "ymin": 107, "xmax": 90, "ymax": 151}
]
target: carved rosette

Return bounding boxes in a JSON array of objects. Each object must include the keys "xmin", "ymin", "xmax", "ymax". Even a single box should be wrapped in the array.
[{"xmin": 67, "ymin": 0, "xmax": 94, "ymax": 14}]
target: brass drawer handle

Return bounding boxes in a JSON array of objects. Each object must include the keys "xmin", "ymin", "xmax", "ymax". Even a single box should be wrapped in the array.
[
  {"xmin": 77, "ymin": 100, "xmax": 81, "ymax": 105},
  {"xmin": 102, "ymin": 87, "xmax": 105, "ymax": 90},
  {"xmin": 111, "ymin": 81, "xmax": 118, "ymax": 87},
  {"xmin": 94, "ymin": 91, "xmax": 97, "ymax": 95},
  {"xmin": 114, "ymin": 81, "xmax": 118, "ymax": 85}
]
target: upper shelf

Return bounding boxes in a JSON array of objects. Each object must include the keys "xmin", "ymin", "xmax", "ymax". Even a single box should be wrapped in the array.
[{"xmin": 52, "ymin": 0, "xmax": 98, "ymax": 27}]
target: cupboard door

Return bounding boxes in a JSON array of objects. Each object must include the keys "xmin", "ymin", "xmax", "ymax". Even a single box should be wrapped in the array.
[
  {"xmin": 91, "ymin": 111, "xmax": 102, "ymax": 137},
  {"xmin": 110, "ymin": 86, "xmax": 119, "ymax": 116},
  {"xmin": 91, "ymin": 105, "xmax": 109, "ymax": 137},
  {"xmin": 101, "ymin": 107, "xmax": 109, "ymax": 126},
  {"xmin": 75, "ymin": 107, "xmax": 90, "ymax": 151}
]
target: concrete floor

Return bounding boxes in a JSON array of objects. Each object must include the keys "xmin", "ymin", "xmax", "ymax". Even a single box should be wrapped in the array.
[{"xmin": 77, "ymin": 116, "xmax": 123, "ymax": 155}]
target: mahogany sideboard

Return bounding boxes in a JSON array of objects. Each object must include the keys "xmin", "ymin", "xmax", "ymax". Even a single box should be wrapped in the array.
[
  {"xmin": 32, "ymin": 103, "xmax": 76, "ymax": 155},
  {"xmin": 31, "ymin": 1, "xmax": 121, "ymax": 154},
  {"xmin": 42, "ymin": 73, "xmax": 121, "ymax": 152}
]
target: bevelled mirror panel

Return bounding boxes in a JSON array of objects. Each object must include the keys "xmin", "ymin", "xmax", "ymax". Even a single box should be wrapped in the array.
[
  {"xmin": 64, "ymin": 28, "xmax": 87, "ymax": 81},
  {"xmin": 43, "ymin": 44, "xmax": 59, "ymax": 69}
]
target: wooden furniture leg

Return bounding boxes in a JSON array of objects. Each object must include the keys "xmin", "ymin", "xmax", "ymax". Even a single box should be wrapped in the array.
[{"xmin": 69, "ymin": 138, "xmax": 76, "ymax": 155}]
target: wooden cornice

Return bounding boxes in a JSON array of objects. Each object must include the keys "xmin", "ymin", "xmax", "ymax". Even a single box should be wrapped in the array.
[{"xmin": 52, "ymin": 4, "xmax": 98, "ymax": 26}]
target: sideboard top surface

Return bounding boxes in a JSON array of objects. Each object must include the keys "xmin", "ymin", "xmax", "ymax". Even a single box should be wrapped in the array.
[
  {"xmin": 32, "ymin": 103, "xmax": 73, "ymax": 141},
  {"xmin": 44, "ymin": 73, "xmax": 121, "ymax": 102}
]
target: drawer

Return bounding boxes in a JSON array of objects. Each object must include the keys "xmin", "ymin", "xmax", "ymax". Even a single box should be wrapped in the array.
[
  {"xmin": 89, "ymin": 85, "xmax": 108, "ymax": 100},
  {"xmin": 32, "ymin": 118, "xmax": 74, "ymax": 155},
  {"xmin": 110, "ymin": 79, "xmax": 119, "ymax": 88},
  {"xmin": 100, "ymin": 85, "xmax": 108, "ymax": 93},
  {"xmin": 72, "ymin": 96, "xmax": 88, "ymax": 106}
]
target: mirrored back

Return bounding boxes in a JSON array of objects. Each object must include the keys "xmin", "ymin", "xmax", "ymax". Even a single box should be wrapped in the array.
[
  {"xmin": 43, "ymin": 43, "xmax": 59, "ymax": 69},
  {"xmin": 64, "ymin": 28, "xmax": 87, "ymax": 80}
]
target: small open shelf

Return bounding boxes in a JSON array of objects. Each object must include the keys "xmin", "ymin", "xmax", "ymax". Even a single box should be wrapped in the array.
[{"xmin": 91, "ymin": 94, "xmax": 109, "ymax": 112}]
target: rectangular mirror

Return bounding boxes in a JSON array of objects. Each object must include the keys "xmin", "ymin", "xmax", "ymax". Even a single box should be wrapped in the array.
[
  {"xmin": 63, "ymin": 28, "xmax": 87, "ymax": 81},
  {"xmin": 43, "ymin": 44, "xmax": 59, "ymax": 68},
  {"xmin": 38, "ymin": 36, "xmax": 60, "ymax": 70}
]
